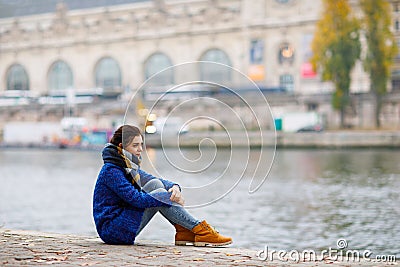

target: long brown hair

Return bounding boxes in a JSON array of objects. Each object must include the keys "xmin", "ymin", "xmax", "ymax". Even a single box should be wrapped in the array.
[{"xmin": 110, "ymin": 125, "xmax": 143, "ymax": 148}]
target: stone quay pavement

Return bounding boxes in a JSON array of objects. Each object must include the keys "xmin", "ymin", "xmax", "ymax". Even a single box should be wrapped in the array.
[{"xmin": 0, "ymin": 229, "xmax": 397, "ymax": 266}]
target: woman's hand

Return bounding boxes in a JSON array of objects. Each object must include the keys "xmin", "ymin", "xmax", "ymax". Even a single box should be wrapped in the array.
[{"xmin": 168, "ymin": 185, "xmax": 185, "ymax": 206}]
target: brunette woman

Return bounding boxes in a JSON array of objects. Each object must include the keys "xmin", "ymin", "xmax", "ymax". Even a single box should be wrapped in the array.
[{"xmin": 93, "ymin": 125, "xmax": 232, "ymax": 246}]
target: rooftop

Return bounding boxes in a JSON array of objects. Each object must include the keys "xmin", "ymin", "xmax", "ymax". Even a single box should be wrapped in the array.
[{"xmin": 0, "ymin": 0, "xmax": 148, "ymax": 18}]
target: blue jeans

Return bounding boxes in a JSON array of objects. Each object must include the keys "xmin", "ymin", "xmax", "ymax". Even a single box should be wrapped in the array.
[{"xmin": 136, "ymin": 179, "xmax": 201, "ymax": 236}]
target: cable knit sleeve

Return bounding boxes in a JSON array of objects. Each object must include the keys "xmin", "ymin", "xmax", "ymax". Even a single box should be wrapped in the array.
[{"xmin": 104, "ymin": 165, "xmax": 173, "ymax": 208}]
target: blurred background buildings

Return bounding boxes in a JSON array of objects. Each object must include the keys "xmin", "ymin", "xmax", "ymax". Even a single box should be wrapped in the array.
[{"xmin": 0, "ymin": 0, "xmax": 400, "ymax": 142}]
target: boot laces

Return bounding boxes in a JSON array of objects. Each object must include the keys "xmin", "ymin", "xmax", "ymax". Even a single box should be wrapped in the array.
[{"xmin": 206, "ymin": 224, "xmax": 219, "ymax": 234}]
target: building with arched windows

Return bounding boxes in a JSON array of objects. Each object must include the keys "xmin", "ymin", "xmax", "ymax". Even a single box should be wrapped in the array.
[{"xmin": 0, "ymin": 0, "xmax": 400, "ymax": 130}]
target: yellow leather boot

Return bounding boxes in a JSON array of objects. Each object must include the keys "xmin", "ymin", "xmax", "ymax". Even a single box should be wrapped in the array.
[
  {"xmin": 191, "ymin": 220, "xmax": 232, "ymax": 247},
  {"xmin": 174, "ymin": 224, "xmax": 195, "ymax": 246}
]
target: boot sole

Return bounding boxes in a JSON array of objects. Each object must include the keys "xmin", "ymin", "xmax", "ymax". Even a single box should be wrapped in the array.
[
  {"xmin": 194, "ymin": 240, "xmax": 232, "ymax": 247},
  {"xmin": 175, "ymin": 241, "xmax": 195, "ymax": 246}
]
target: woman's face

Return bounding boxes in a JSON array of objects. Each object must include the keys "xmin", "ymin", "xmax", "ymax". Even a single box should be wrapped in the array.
[{"xmin": 124, "ymin": 135, "xmax": 143, "ymax": 158}]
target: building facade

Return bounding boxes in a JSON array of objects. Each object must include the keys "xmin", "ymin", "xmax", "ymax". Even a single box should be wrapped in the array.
[
  {"xmin": 0, "ymin": 0, "xmax": 399, "ymax": 129},
  {"xmin": 0, "ymin": 0, "xmax": 327, "ymax": 94}
]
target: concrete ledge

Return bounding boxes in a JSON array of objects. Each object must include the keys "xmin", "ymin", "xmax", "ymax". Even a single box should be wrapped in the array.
[
  {"xmin": 277, "ymin": 131, "xmax": 400, "ymax": 148},
  {"xmin": 0, "ymin": 229, "xmax": 394, "ymax": 266},
  {"xmin": 144, "ymin": 131, "xmax": 400, "ymax": 148}
]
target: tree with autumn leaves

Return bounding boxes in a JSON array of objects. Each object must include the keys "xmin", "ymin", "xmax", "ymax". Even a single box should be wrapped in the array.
[
  {"xmin": 311, "ymin": 0, "xmax": 397, "ymax": 129},
  {"xmin": 311, "ymin": 0, "xmax": 361, "ymax": 128},
  {"xmin": 359, "ymin": 0, "xmax": 397, "ymax": 128}
]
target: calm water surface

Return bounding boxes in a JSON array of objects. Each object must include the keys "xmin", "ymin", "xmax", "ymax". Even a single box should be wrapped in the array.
[{"xmin": 0, "ymin": 147, "xmax": 399, "ymax": 256}]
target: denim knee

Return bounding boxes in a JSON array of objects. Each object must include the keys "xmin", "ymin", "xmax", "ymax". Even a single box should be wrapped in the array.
[{"xmin": 142, "ymin": 179, "xmax": 166, "ymax": 193}]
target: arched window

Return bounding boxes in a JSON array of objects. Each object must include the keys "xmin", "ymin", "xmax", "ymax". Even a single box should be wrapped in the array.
[
  {"xmin": 280, "ymin": 74, "xmax": 294, "ymax": 92},
  {"xmin": 48, "ymin": 60, "xmax": 73, "ymax": 91},
  {"xmin": 397, "ymin": 40, "xmax": 400, "ymax": 60},
  {"xmin": 95, "ymin": 57, "xmax": 122, "ymax": 90},
  {"xmin": 392, "ymin": 70, "xmax": 400, "ymax": 91},
  {"xmin": 6, "ymin": 64, "xmax": 29, "ymax": 90},
  {"xmin": 144, "ymin": 52, "xmax": 174, "ymax": 85},
  {"xmin": 199, "ymin": 48, "xmax": 232, "ymax": 83},
  {"xmin": 278, "ymin": 43, "xmax": 295, "ymax": 64}
]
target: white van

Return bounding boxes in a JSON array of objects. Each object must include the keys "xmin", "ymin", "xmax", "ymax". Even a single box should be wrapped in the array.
[{"xmin": 152, "ymin": 117, "xmax": 189, "ymax": 135}]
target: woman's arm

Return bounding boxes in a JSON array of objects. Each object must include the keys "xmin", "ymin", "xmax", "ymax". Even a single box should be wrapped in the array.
[{"xmin": 104, "ymin": 166, "xmax": 173, "ymax": 208}]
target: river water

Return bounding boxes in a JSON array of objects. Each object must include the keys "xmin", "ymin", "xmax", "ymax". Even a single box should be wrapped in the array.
[{"xmin": 0, "ymin": 147, "xmax": 399, "ymax": 257}]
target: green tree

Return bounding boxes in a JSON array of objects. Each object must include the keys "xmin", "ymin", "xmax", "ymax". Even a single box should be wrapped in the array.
[
  {"xmin": 311, "ymin": 0, "xmax": 361, "ymax": 128},
  {"xmin": 360, "ymin": 0, "xmax": 397, "ymax": 128}
]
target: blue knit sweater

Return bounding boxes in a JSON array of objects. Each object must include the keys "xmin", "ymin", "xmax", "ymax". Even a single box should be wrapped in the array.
[{"xmin": 93, "ymin": 145, "xmax": 177, "ymax": 245}]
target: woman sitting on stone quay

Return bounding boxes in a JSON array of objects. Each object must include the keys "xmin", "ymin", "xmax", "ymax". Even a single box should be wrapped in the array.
[{"xmin": 93, "ymin": 125, "xmax": 232, "ymax": 246}]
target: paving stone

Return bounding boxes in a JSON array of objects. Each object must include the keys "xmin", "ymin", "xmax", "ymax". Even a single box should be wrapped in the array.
[{"xmin": 0, "ymin": 229, "xmax": 396, "ymax": 266}]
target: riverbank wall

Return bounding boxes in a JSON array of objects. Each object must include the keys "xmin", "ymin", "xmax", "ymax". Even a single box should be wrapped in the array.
[
  {"xmin": 1, "ymin": 130, "xmax": 399, "ymax": 149},
  {"xmin": 144, "ymin": 130, "xmax": 400, "ymax": 149}
]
